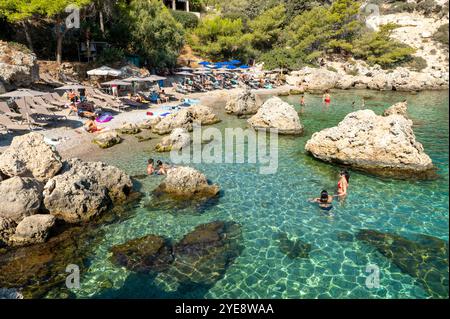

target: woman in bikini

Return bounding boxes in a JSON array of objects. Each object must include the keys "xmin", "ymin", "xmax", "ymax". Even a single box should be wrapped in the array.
[
  {"xmin": 323, "ymin": 90, "xmax": 331, "ymax": 105},
  {"xmin": 337, "ymin": 170, "xmax": 350, "ymax": 197}
]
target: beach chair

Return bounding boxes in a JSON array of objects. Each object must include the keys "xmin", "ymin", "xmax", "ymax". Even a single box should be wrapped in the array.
[
  {"xmin": 0, "ymin": 113, "xmax": 31, "ymax": 132},
  {"xmin": 86, "ymin": 88, "xmax": 126, "ymax": 112},
  {"xmin": 15, "ymin": 98, "xmax": 50, "ymax": 128},
  {"xmin": 25, "ymin": 97, "xmax": 67, "ymax": 121},
  {"xmin": 0, "ymin": 101, "xmax": 22, "ymax": 119}
]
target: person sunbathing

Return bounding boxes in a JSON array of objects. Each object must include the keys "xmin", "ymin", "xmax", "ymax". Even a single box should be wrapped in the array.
[
  {"xmin": 83, "ymin": 116, "xmax": 104, "ymax": 133},
  {"xmin": 159, "ymin": 90, "xmax": 169, "ymax": 103}
]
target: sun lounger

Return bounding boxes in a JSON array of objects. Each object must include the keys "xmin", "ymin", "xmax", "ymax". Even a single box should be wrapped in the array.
[
  {"xmin": 86, "ymin": 88, "xmax": 127, "ymax": 111},
  {"xmin": 15, "ymin": 98, "xmax": 50, "ymax": 127},
  {"xmin": 0, "ymin": 114, "xmax": 31, "ymax": 132},
  {"xmin": 0, "ymin": 101, "xmax": 22, "ymax": 119},
  {"xmin": 25, "ymin": 97, "xmax": 67, "ymax": 121}
]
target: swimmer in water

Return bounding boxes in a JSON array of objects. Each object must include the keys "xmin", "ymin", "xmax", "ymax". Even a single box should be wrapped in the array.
[
  {"xmin": 147, "ymin": 158, "xmax": 155, "ymax": 175},
  {"xmin": 310, "ymin": 190, "xmax": 334, "ymax": 210},
  {"xmin": 337, "ymin": 170, "xmax": 350, "ymax": 197},
  {"xmin": 323, "ymin": 90, "xmax": 331, "ymax": 104}
]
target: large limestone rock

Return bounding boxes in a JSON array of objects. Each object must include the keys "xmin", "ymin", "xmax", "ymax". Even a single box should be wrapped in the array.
[
  {"xmin": 287, "ymin": 67, "xmax": 339, "ymax": 92},
  {"xmin": 155, "ymin": 166, "xmax": 220, "ymax": 199},
  {"xmin": 155, "ymin": 128, "xmax": 191, "ymax": 152},
  {"xmin": 0, "ymin": 177, "xmax": 43, "ymax": 223},
  {"xmin": 0, "ymin": 132, "xmax": 62, "ymax": 182},
  {"xmin": 0, "ymin": 41, "xmax": 39, "ymax": 87},
  {"xmin": 152, "ymin": 105, "xmax": 219, "ymax": 135},
  {"xmin": 92, "ymin": 131, "xmax": 122, "ymax": 149},
  {"xmin": 247, "ymin": 96, "xmax": 303, "ymax": 135},
  {"xmin": 43, "ymin": 173, "xmax": 110, "ymax": 223},
  {"xmin": 305, "ymin": 110, "xmax": 434, "ymax": 178},
  {"xmin": 383, "ymin": 101, "xmax": 408, "ymax": 117},
  {"xmin": 116, "ymin": 122, "xmax": 141, "ymax": 134},
  {"xmin": 10, "ymin": 214, "xmax": 55, "ymax": 246},
  {"xmin": 225, "ymin": 89, "xmax": 259, "ymax": 115}
]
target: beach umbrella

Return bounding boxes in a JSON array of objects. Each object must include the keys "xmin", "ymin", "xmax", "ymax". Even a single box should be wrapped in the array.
[
  {"xmin": 123, "ymin": 76, "xmax": 147, "ymax": 82},
  {"xmin": 175, "ymin": 71, "xmax": 194, "ymax": 76},
  {"xmin": 193, "ymin": 70, "xmax": 211, "ymax": 75},
  {"xmin": 0, "ymin": 88, "xmax": 47, "ymax": 98},
  {"xmin": 226, "ymin": 65, "xmax": 238, "ymax": 70},
  {"xmin": 206, "ymin": 64, "xmax": 218, "ymax": 69},
  {"xmin": 101, "ymin": 80, "xmax": 132, "ymax": 86},
  {"xmin": 87, "ymin": 65, "xmax": 122, "ymax": 77},
  {"xmin": 239, "ymin": 65, "xmax": 250, "ymax": 69},
  {"xmin": 178, "ymin": 66, "xmax": 193, "ymax": 72},
  {"xmin": 198, "ymin": 61, "xmax": 210, "ymax": 66},
  {"xmin": 151, "ymin": 75, "xmax": 167, "ymax": 81},
  {"xmin": 55, "ymin": 84, "xmax": 87, "ymax": 90},
  {"xmin": 229, "ymin": 60, "xmax": 241, "ymax": 65}
]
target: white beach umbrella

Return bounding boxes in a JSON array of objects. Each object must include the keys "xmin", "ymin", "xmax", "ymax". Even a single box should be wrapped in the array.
[
  {"xmin": 178, "ymin": 66, "xmax": 193, "ymax": 72},
  {"xmin": 175, "ymin": 71, "xmax": 194, "ymax": 76},
  {"xmin": 101, "ymin": 80, "xmax": 132, "ymax": 86},
  {"xmin": 87, "ymin": 65, "xmax": 122, "ymax": 77},
  {"xmin": 123, "ymin": 76, "xmax": 147, "ymax": 82},
  {"xmin": 55, "ymin": 84, "xmax": 87, "ymax": 90}
]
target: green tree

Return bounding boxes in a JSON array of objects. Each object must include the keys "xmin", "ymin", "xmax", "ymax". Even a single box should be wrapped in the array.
[
  {"xmin": 352, "ymin": 23, "xmax": 415, "ymax": 68},
  {"xmin": 129, "ymin": 0, "xmax": 185, "ymax": 68},
  {"xmin": 189, "ymin": 16, "xmax": 253, "ymax": 61},
  {"xmin": 248, "ymin": 4, "xmax": 286, "ymax": 52}
]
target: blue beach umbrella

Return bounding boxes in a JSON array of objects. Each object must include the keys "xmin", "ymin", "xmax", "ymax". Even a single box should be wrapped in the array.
[
  {"xmin": 226, "ymin": 65, "xmax": 238, "ymax": 70},
  {"xmin": 198, "ymin": 61, "xmax": 210, "ymax": 66},
  {"xmin": 229, "ymin": 60, "xmax": 241, "ymax": 65},
  {"xmin": 239, "ymin": 65, "xmax": 250, "ymax": 69}
]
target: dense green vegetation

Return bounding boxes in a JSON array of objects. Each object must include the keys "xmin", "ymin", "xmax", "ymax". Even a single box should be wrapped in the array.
[{"xmin": 0, "ymin": 0, "xmax": 419, "ymax": 70}]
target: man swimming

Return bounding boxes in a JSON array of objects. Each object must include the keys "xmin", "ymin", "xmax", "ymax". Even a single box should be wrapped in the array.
[{"xmin": 310, "ymin": 190, "xmax": 333, "ymax": 210}]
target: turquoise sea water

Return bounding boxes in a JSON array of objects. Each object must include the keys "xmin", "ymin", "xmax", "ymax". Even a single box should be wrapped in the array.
[{"xmin": 60, "ymin": 90, "xmax": 448, "ymax": 299}]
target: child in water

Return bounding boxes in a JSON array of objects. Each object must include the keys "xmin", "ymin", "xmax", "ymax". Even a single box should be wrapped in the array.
[{"xmin": 310, "ymin": 190, "xmax": 334, "ymax": 210}]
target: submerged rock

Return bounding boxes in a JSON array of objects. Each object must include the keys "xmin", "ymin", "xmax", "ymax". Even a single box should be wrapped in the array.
[
  {"xmin": 356, "ymin": 229, "xmax": 449, "ymax": 299},
  {"xmin": 0, "ymin": 176, "xmax": 43, "ymax": 223},
  {"xmin": 10, "ymin": 214, "xmax": 55, "ymax": 246},
  {"xmin": 383, "ymin": 101, "xmax": 408, "ymax": 118},
  {"xmin": 276, "ymin": 232, "xmax": 311, "ymax": 259},
  {"xmin": 169, "ymin": 221, "xmax": 243, "ymax": 286},
  {"xmin": 247, "ymin": 96, "xmax": 303, "ymax": 135},
  {"xmin": 110, "ymin": 235, "xmax": 174, "ymax": 273},
  {"xmin": 92, "ymin": 131, "xmax": 122, "ymax": 149},
  {"xmin": 155, "ymin": 128, "xmax": 190, "ymax": 152},
  {"xmin": 305, "ymin": 110, "xmax": 434, "ymax": 179},
  {"xmin": 0, "ymin": 132, "xmax": 62, "ymax": 182},
  {"xmin": 155, "ymin": 166, "xmax": 220, "ymax": 200},
  {"xmin": 152, "ymin": 105, "xmax": 219, "ymax": 135},
  {"xmin": 225, "ymin": 89, "xmax": 259, "ymax": 116}
]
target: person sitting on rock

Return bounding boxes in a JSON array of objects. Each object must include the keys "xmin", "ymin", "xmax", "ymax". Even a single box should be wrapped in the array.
[
  {"xmin": 310, "ymin": 190, "xmax": 333, "ymax": 210},
  {"xmin": 147, "ymin": 158, "xmax": 155, "ymax": 175}
]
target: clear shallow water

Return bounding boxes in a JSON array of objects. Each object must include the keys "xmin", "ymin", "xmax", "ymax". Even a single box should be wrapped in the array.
[{"xmin": 61, "ymin": 90, "xmax": 448, "ymax": 299}]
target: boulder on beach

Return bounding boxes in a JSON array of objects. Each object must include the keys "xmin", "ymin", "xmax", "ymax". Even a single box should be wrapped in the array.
[
  {"xmin": 0, "ymin": 41, "xmax": 39, "ymax": 87},
  {"xmin": 0, "ymin": 176, "xmax": 43, "ymax": 223},
  {"xmin": 287, "ymin": 67, "xmax": 339, "ymax": 92},
  {"xmin": 0, "ymin": 132, "xmax": 62, "ymax": 182},
  {"xmin": 152, "ymin": 105, "xmax": 219, "ymax": 135},
  {"xmin": 383, "ymin": 101, "xmax": 408, "ymax": 117},
  {"xmin": 305, "ymin": 110, "xmax": 434, "ymax": 178},
  {"xmin": 116, "ymin": 122, "xmax": 141, "ymax": 135},
  {"xmin": 137, "ymin": 117, "xmax": 160, "ymax": 130},
  {"xmin": 10, "ymin": 214, "xmax": 55, "ymax": 246},
  {"xmin": 247, "ymin": 96, "xmax": 303, "ymax": 135},
  {"xmin": 92, "ymin": 131, "xmax": 122, "ymax": 149},
  {"xmin": 155, "ymin": 128, "xmax": 191, "ymax": 152},
  {"xmin": 357, "ymin": 229, "xmax": 449, "ymax": 299},
  {"xmin": 225, "ymin": 89, "xmax": 259, "ymax": 115},
  {"xmin": 43, "ymin": 158, "xmax": 133, "ymax": 223},
  {"xmin": 155, "ymin": 166, "xmax": 220, "ymax": 199},
  {"xmin": 110, "ymin": 234, "xmax": 174, "ymax": 273}
]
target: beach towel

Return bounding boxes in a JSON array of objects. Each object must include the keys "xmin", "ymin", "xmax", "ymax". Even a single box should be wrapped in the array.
[
  {"xmin": 160, "ymin": 112, "xmax": 171, "ymax": 117},
  {"xmin": 96, "ymin": 113, "xmax": 113, "ymax": 123}
]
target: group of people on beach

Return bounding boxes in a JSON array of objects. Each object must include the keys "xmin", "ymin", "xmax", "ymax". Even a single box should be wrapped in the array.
[
  {"xmin": 309, "ymin": 170, "xmax": 350, "ymax": 211},
  {"xmin": 147, "ymin": 158, "xmax": 173, "ymax": 175}
]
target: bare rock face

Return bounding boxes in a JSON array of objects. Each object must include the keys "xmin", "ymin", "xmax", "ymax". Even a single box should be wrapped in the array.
[
  {"xmin": 247, "ymin": 96, "xmax": 303, "ymax": 135},
  {"xmin": 10, "ymin": 214, "xmax": 56, "ymax": 246},
  {"xmin": 0, "ymin": 132, "xmax": 62, "ymax": 182},
  {"xmin": 287, "ymin": 67, "xmax": 339, "ymax": 92},
  {"xmin": 225, "ymin": 89, "xmax": 259, "ymax": 115},
  {"xmin": 0, "ymin": 177, "xmax": 43, "ymax": 223},
  {"xmin": 155, "ymin": 128, "xmax": 191, "ymax": 152},
  {"xmin": 92, "ymin": 131, "xmax": 122, "ymax": 149},
  {"xmin": 0, "ymin": 41, "xmax": 39, "ymax": 87},
  {"xmin": 155, "ymin": 166, "xmax": 220, "ymax": 199},
  {"xmin": 383, "ymin": 101, "xmax": 408, "ymax": 117},
  {"xmin": 0, "ymin": 217, "xmax": 16, "ymax": 246},
  {"xmin": 152, "ymin": 105, "xmax": 219, "ymax": 135},
  {"xmin": 43, "ymin": 173, "xmax": 110, "ymax": 223},
  {"xmin": 305, "ymin": 110, "xmax": 434, "ymax": 178}
]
